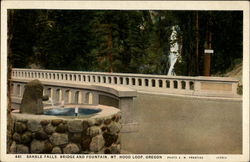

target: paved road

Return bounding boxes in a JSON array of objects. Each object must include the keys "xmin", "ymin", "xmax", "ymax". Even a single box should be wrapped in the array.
[{"xmin": 121, "ymin": 93, "xmax": 242, "ymax": 154}]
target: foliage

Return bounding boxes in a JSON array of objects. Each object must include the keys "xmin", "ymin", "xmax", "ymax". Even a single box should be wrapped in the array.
[{"xmin": 8, "ymin": 10, "xmax": 243, "ymax": 76}]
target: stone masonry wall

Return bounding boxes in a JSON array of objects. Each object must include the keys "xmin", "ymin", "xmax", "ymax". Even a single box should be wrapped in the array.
[{"xmin": 9, "ymin": 113, "xmax": 121, "ymax": 154}]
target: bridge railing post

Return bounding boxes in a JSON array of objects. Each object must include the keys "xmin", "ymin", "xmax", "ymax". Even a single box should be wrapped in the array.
[{"xmin": 119, "ymin": 97, "xmax": 134, "ymax": 124}]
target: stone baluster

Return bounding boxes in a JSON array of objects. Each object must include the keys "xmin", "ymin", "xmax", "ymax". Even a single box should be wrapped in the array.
[
  {"xmin": 77, "ymin": 91, "xmax": 82, "ymax": 104},
  {"xmin": 169, "ymin": 80, "xmax": 174, "ymax": 89},
  {"xmin": 71, "ymin": 90, "xmax": 76, "ymax": 103},
  {"xmin": 67, "ymin": 74, "xmax": 70, "ymax": 81},
  {"xmin": 162, "ymin": 79, "xmax": 166, "ymax": 88},
  {"xmin": 177, "ymin": 80, "xmax": 182, "ymax": 90},
  {"xmin": 111, "ymin": 76, "xmax": 114, "ymax": 84},
  {"xmin": 12, "ymin": 84, "xmax": 16, "ymax": 96},
  {"xmin": 48, "ymin": 73, "xmax": 51, "ymax": 80},
  {"xmin": 134, "ymin": 78, "xmax": 138, "ymax": 86},
  {"xmin": 89, "ymin": 75, "xmax": 93, "ymax": 83},
  {"xmin": 148, "ymin": 78, "xmax": 152, "ymax": 87},
  {"xmin": 128, "ymin": 78, "xmax": 132, "ymax": 86},
  {"xmin": 20, "ymin": 84, "xmax": 25, "ymax": 97},
  {"xmin": 57, "ymin": 73, "xmax": 60, "ymax": 80},
  {"xmin": 59, "ymin": 89, "xmax": 62, "ymax": 102},
  {"xmin": 81, "ymin": 92, "xmax": 87, "ymax": 104},
  {"xmin": 120, "ymin": 77, "xmax": 123, "ymax": 85},
  {"xmin": 51, "ymin": 88, "xmax": 56, "ymax": 102},
  {"xmin": 100, "ymin": 76, "xmax": 103, "ymax": 83},
  {"xmin": 92, "ymin": 93, "xmax": 99, "ymax": 105},
  {"xmin": 155, "ymin": 79, "xmax": 159, "ymax": 88},
  {"xmin": 141, "ymin": 78, "xmax": 145, "ymax": 87},
  {"xmin": 68, "ymin": 90, "xmax": 72, "ymax": 104},
  {"xmin": 125, "ymin": 78, "xmax": 129, "ymax": 85},
  {"xmin": 186, "ymin": 81, "xmax": 190, "ymax": 90},
  {"xmin": 105, "ymin": 76, "xmax": 109, "ymax": 84},
  {"xmin": 81, "ymin": 75, "xmax": 85, "ymax": 82},
  {"xmin": 86, "ymin": 75, "xmax": 89, "ymax": 82},
  {"xmin": 61, "ymin": 74, "xmax": 64, "ymax": 81}
]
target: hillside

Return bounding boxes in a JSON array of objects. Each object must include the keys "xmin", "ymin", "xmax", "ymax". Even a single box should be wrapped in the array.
[{"xmin": 224, "ymin": 63, "xmax": 242, "ymax": 85}]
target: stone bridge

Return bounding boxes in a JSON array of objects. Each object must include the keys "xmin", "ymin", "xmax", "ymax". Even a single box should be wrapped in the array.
[
  {"xmin": 11, "ymin": 68, "xmax": 239, "ymax": 97},
  {"xmin": 10, "ymin": 68, "xmax": 242, "ymax": 154}
]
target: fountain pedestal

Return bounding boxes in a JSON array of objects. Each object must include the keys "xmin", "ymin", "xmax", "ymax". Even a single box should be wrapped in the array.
[{"xmin": 20, "ymin": 80, "xmax": 45, "ymax": 114}]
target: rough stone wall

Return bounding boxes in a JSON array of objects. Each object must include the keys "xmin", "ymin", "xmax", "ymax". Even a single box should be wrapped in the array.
[{"xmin": 9, "ymin": 113, "xmax": 121, "ymax": 154}]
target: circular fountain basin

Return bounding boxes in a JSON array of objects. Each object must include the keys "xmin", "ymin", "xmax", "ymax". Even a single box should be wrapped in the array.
[
  {"xmin": 10, "ymin": 104, "xmax": 121, "ymax": 154},
  {"xmin": 44, "ymin": 107, "xmax": 102, "ymax": 116},
  {"xmin": 11, "ymin": 104, "xmax": 119, "ymax": 119}
]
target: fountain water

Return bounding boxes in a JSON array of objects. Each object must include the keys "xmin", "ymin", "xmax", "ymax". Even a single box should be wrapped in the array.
[{"xmin": 75, "ymin": 107, "xmax": 79, "ymax": 116}]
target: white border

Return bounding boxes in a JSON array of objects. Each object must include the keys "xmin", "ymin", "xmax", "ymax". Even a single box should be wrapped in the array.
[{"xmin": 1, "ymin": 1, "xmax": 249, "ymax": 162}]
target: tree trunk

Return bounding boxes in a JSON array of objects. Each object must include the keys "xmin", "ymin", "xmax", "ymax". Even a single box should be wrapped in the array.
[
  {"xmin": 7, "ymin": 10, "xmax": 14, "ymax": 153},
  {"xmin": 195, "ymin": 12, "xmax": 199, "ymax": 75},
  {"xmin": 203, "ymin": 14, "xmax": 212, "ymax": 76}
]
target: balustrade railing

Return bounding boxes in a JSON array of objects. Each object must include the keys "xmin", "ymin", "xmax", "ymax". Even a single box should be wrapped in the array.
[{"xmin": 11, "ymin": 68, "xmax": 240, "ymax": 97}]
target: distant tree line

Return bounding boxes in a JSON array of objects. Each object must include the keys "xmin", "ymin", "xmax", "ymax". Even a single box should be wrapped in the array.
[{"xmin": 8, "ymin": 10, "xmax": 242, "ymax": 76}]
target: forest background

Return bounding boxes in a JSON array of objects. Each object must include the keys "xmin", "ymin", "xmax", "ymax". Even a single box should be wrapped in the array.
[{"xmin": 8, "ymin": 10, "xmax": 243, "ymax": 76}]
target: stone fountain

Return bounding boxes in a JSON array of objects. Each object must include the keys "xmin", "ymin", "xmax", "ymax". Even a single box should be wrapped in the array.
[{"xmin": 9, "ymin": 80, "xmax": 122, "ymax": 154}]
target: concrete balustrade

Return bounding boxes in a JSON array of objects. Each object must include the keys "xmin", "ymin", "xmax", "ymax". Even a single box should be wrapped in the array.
[{"xmin": 12, "ymin": 68, "xmax": 239, "ymax": 97}]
